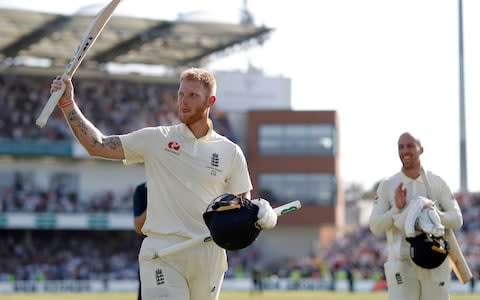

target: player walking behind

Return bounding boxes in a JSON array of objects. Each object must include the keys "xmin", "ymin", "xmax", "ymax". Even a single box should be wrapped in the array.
[
  {"xmin": 133, "ymin": 182, "xmax": 147, "ymax": 300},
  {"xmin": 369, "ymin": 132, "xmax": 463, "ymax": 300},
  {"xmin": 50, "ymin": 68, "xmax": 277, "ymax": 300}
]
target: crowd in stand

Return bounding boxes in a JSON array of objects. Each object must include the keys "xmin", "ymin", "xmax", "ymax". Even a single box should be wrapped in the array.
[
  {"xmin": 1, "ymin": 174, "xmax": 479, "ymax": 286},
  {"xmin": 0, "ymin": 230, "xmax": 141, "ymax": 282},
  {"xmin": 3, "ymin": 169, "xmax": 477, "ymax": 283},
  {"xmin": 1, "ymin": 191, "xmax": 479, "ymax": 285},
  {"xmin": 0, "ymin": 172, "xmax": 133, "ymax": 213},
  {"xmin": 0, "ymin": 74, "xmax": 237, "ymax": 142}
]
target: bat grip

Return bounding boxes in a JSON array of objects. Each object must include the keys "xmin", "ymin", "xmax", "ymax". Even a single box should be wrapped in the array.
[
  {"xmin": 274, "ymin": 200, "xmax": 302, "ymax": 216},
  {"xmin": 35, "ymin": 79, "xmax": 67, "ymax": 128}
]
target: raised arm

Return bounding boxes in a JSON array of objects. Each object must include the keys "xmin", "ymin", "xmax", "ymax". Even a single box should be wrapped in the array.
[
  {"xmin": 369, "ymin": 180, "xmax": 398, "ymax": 235},
  {"xmin": 52, "ymin": 77, "xmax": 125, "ymax": 160}
]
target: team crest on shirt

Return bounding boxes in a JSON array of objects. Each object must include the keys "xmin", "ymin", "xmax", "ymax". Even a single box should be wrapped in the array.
[
  {"xmin": 211, "ymin": 153, "xmax": 219, "ymax": 167},
  {"xmin": 207, "ymin": 153, "xmax": 222, "ymax": 176},
  {"xmin": 155, "ymin": 268, "xmax": 165, "ymax": 285},
  {"xmin": 165, "ymin": 141, "xmax": 181, "ymax": 155}
]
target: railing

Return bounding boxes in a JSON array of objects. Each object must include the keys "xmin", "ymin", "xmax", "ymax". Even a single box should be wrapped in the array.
[
  {"xmin": 0, "ymin": 279, "xmax": 477, "ymax": 294},
  {"xmin": 0, "ymin": 213, "xmax": 132, "ymax": 229},
  {"xmin": 0, "ymin": 139, "xmax": 73, "ymax": 157}
]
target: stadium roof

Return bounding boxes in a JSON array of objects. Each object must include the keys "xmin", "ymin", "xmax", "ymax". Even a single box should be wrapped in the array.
[{"xmin": 0, "ymin": 8, "xmax": 272, "ymax": 73}]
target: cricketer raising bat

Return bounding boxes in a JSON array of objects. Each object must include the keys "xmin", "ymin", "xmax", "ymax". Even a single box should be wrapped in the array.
[
  {"xmin": 445, "ymin": 228, "xmax": 473, "ymax": 284},
  {"xmin": 35, "ymin": 0, "xmax": 122, "ymax": 128},
  {"xmin": 142, "ymin": 200, "xmax": 302, "ymax": 259}
]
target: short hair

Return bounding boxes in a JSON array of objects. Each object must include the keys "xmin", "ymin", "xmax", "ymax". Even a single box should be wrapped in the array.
[
  {"xmin": 398, "ymin": 132, "xmax": 422, "ymax": 148},
  {"xmin": 180, "ymin": 68, "xmax": 217, "ymax": 96}
]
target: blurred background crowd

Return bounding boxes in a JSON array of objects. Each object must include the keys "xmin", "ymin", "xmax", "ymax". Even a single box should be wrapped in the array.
[
  {"xmin": 2, "ymin": 156, "xmax": 480, "ymax": 287},
  {"xmin": 0, "ymin": 74, "xmax": 237, "ymax": 142}
]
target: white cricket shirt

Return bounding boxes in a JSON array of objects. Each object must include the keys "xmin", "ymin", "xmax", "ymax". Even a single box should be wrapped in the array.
[
  {"xmin": 120, "ymin": 121, "xmax": 253, "ymax": 238},
  {"xmin": 369, "ymin": 169, "xmax": 462, "ymax": 259}
]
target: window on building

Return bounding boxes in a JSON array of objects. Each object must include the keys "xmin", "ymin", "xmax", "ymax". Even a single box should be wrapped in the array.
[
  {"xmin": 258, "ymin": 124, "xmax": 336, "ymax": 156},
  {"xmin": 258, "ymin": 173, "xmax": 336, "ymax": 205}
]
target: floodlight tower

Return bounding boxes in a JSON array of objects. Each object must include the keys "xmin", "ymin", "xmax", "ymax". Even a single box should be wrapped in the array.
[
  {"xmin": 240, "ymin": 0, "xmax": 254, "ymax": 25},
  {"xmin": 458, "ymin": 0, "xmax": 468, "ymax": 193}
]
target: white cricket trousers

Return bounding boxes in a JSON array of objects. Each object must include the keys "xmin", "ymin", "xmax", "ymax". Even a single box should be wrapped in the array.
[
  {"xmin": 384, "ymin": 257, "xmax": 451, "ymax": 300},
  {"xmin": 139, "ymin": 235, "xmax": 227, "ymax": 300}
]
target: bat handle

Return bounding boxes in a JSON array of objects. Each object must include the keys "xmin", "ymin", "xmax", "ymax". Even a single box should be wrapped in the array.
[
  {"xmin": 35, "ymin": 80, "xmax": 66, "ymax": 128},
  {"xmin": 150, "ymin": 200, "xmax": 303, "ymax": 259},
  {"xmin": 274, "ymin": 200, "xmax": 302, "ymax": 216},
  {"xmin": 140, "ymin": 236, "xmax": 212, "ymax": 260}
]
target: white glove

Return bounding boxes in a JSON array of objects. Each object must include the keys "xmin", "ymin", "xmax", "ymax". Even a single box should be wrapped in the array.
[
  {"xmin": 251, "ymin": 198, "xmax": 277, "ymax": 229},
  {"xmin": 418, "ymin": 208, "xmax": 445, "ymax": 237}
]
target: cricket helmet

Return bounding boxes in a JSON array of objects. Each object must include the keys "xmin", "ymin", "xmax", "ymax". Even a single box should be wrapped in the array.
[
  {"xmin": 203, "ymin": 193, "xmax": 260, "ymax": 250},
  {"xmin": 406, "ymin": 232, "xmax": 449, "ymax": 269}
]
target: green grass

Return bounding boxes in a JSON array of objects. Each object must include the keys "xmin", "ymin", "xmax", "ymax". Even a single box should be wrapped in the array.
[{"xmin": 0, "ymin": 291, "xmax": 477, "ymax": 300}]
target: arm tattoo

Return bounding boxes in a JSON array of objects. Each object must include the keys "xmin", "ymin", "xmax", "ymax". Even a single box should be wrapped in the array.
[
  {"xmin": 67, "ymin": 109, "xmax": 99, "ymax": 144},
  {"xmin": 67, "ymin": 110, "xmax": 89, "ymax": 136},
  {"xmin": 62, "ymin": 106, "xmax": 124, "ymax": 160},
  {"xmin": 104, "ymin": 136, "xmax": 122, "ymax": 150},
  {"xmin": 66, "ymin": 108, "xmax": 116, "ymax": 150}
]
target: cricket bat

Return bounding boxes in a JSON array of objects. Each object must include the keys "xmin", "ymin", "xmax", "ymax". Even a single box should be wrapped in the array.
[
  {"xmin": 140, "ymin": 200, "xmax": 302, "ymax": 259},
  {"xmin": 446, "ymin": 228, "xmax": 473, "ymax": 284},
  {"xmin": 419, "ymin": 168, "xmax": 473, "ymax": 284},
  {"xmin": 35, "ymin": 0, "xmax": 122, "ymax": 128}
]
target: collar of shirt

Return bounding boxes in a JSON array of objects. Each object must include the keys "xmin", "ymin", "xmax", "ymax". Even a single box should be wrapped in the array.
[
  {"xmin": 179, "ymin": 119, "xmax": 215, "ymax": 141},
  {"xmin": 400, "ymin": 169, "xmax": 426, "ymax": 186}
]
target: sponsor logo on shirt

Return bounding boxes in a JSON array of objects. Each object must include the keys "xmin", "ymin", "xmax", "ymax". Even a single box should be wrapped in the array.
[{"xmin": 165, "ymin": 141, "xmax": 181, "ymax": 155}]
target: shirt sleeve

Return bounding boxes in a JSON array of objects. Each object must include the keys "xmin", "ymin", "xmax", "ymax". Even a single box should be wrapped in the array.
[
  {"xmin": 120, "ymin": 127, "xmax": 160, "ymax": 165},
  {"xmin": 224, "ymin": 144, "xmax": 253, "ymax": 196},
  {"xmin": 133, "ymin": 182, "xmax": 147, "ymax": 217},
  {"xmin": 369, "ymin": 179, "xmax": 399, "ymax": 235},
  {"xmin": 434, "ymin": 176, "xmax": 463, "ymax": 230}
]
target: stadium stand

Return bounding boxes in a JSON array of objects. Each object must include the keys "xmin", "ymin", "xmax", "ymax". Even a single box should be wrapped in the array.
[
  {"xmin": 0, "ymin": 8, "xmax": 271, "ymax": 71},
  {"xmin": 0, "ymin": 73, "xmax": 237, "ymax": 143}
]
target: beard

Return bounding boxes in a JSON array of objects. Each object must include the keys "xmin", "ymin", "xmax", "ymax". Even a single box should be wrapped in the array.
[{"xmin": 178, "ymin": 104, "xmax": 208, "ymax": 125}]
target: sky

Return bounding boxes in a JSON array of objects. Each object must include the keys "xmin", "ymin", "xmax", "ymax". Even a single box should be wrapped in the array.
[{"xmin": 2, "ymin": 0, "xmax": 480, "ymax": 193}]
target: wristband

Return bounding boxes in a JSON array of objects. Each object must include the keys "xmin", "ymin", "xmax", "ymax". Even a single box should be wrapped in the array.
[{"xmin": 58, "ymin": 100, "xmax": 74, "ymax": 109}]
